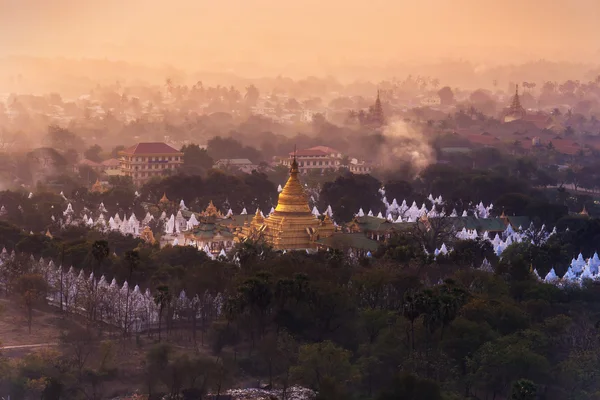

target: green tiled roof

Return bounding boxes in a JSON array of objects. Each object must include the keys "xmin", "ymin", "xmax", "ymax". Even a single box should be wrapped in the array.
[
  {"xmin": 507, "ymin": 216, "xmax": 531, "ymax": 230},
  {"xmin": 354, "ymin": 216, "xmax": 399, "ymax": 233},
  {"xmin": 449, "ymin": 216, "xmax": 507, "ymax": 232},
  {"xmin": 223, "ymin": 214, "xmax": 254, "ymax": 228},
  {"xmin": 188, "ymin": 223, "xmax": 234, "ymax": 239},
  {"xmin": 316, "ymin": 233, "xmax": 380, "ymax": 251}
]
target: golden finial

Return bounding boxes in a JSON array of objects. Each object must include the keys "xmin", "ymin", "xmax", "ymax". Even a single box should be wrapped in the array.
[
  {"xmin": 580, "ymin": 205, "xmax": 589, "ymax": 216},
  {"xmin": 160, "ymin": 193, "xmax": 169, "ymax": 203},
  {"xmin": 45, "ymin": 229, "xmax": 53, "ymax": 239},
  {"xmin": 290, "ymin": 146, "xmax": 299, "ymax": 174}
]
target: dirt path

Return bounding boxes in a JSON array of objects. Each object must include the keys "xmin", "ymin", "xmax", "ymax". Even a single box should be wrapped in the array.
[{"xmin": 1, "ymin": 343, "xmax": 58, "ymax": 350}]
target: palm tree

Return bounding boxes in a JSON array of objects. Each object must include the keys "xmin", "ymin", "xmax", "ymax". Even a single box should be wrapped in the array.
[
  {"xmin": 154, "ymin": 285, "xmax": 172, "ymax": 342},
  {"xmin": 244, "ymin": 84, "xmax": 260, "ymax": 107},
  {"xmin": 91, "ymin": 240, "xmax": 109, "ymax": 281}
]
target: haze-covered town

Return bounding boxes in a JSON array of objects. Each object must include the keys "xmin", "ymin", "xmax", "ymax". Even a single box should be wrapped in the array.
[{"xmin": 2, "ymin": 1, "xmax": 600, "ymax": 400}]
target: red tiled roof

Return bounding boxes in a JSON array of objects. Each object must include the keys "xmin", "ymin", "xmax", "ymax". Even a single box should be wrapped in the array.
[
  {"xmin": 522, "ymin": 114, "xmax": 550, "ymax": 129},
  {"xmin": 79, "ymin": 159, "xmax": 100, "ymax": 167},
  {"xmin": 465, "ymin": 134, "xmax": 500, "ymax": 146},
  {"xmin": 121, "ymin": 142, "xmax": 181, "ymax": 155},
  {"xmin": 306, "ymin": 146, "xmax": 340, "ymax": 154},
  {"xmin": 289, "ymin": 149, "xmax": 330, "ymax": 157},
  {"xmin": 521, "ymin": 138, "xmax": 581, "ymax": 155},
  {"xmin": 550, "ymin": 139, "xmax": 581, "ymax": 155}
]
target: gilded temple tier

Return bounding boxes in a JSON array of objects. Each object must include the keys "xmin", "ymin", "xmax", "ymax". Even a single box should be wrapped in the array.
[{"xmin": 236, "ymin": 154, "xmax": 334, "ymax": 250}]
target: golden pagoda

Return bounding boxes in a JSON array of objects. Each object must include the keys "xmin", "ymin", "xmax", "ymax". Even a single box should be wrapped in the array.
[
  {"xmin": 236, "ymin": 154, "xmax": 334, "ymax": 250},
  {"xmin": 91, "ymin": 179, "xmax": 109, "ymax": 194},
  {"xmin": 159, "ymin": 193, "xmax": 170, "ymax": 204},
  {"xmin": 201, "ymin": 201, "xmax": 223, "ymax": 218},
  {"xmin": 140, "ymin": 226, "xmax": 157, "ymax": 244}
]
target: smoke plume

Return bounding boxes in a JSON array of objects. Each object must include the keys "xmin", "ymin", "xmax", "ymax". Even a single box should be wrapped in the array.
[{"xmin": 378, "ymin": 119, "xmax": 435, "ymax": 174}]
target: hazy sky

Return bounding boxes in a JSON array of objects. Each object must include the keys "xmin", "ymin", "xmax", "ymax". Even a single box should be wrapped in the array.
[{"xmin": 2, "ymin": 0, "xmax": 600, "ymax": 73}]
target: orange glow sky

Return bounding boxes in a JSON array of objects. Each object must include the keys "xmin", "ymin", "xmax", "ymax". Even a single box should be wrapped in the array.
[{"xmin": 2, "ymin": 0, "xmax": 600, "ymax": 74}]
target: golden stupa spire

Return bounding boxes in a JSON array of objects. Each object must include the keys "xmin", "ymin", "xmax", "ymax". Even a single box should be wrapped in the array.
[
  {"xmin": 160, "ymin": 193, "xmax": 169, "ymax": 203},
  {"xmin": 274, "ymin": 147, "xmax": 310, "ymax": 214},
  {"xmin": 580, "ymin": 205, "xmax": 589, "ymax": 216}
]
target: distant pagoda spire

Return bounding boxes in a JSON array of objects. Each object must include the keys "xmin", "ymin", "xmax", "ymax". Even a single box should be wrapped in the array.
[
  {"xmin": 503, "ymin": 84, "xmax": 526, "ymax": 122},
  {"xmin": 510, "ymin": 84, "xmax": 524, "ymax": 112},
  {"xmin": 368, "ymin": 89, "xmax": 385, "ymax": 128}
]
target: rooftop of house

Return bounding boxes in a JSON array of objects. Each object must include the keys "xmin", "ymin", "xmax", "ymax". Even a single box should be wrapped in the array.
[
  {"xmin": 288, "ymin": 149, "xmax": 331, "ymax": 157},
  {"xmin": 79, "ymin": 159, "xmax": 100, "ymax": 167},
  {"xmin": 306, "ymin": 146, "xmax": 340, "ymax": 154},
  {"xmin": 215, "ymin": 158, "xmax": 254, "ymax": 165},
  {"xmin": 120, "ymin": 142, "xmax": 182, "ymax": 155}
]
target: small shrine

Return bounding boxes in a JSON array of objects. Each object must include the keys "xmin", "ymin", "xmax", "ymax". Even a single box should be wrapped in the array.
[
  {"xmin": 200, "ymin": 201, "xmax": 224, "ymax": 218},
  {"xmin": 140, "ymin": 226, "xmax": 157, "ymax": 245},
  {"xmin": 91, "ymin": 179, "xmax": 109, "ymax": 194}
]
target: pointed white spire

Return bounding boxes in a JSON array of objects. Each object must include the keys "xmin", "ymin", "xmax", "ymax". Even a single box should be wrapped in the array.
[
  {"xmin": 277, "ymin": 184, "xmax": 283, "ymax": 193},
  {"xmin": 180, "ymin": 199, "xmax": 188, "ymax": 210},
  {"xmin": 241, "ymin": 208, "xmax": 247, "ymax": 215},
  {"xmin": 63, "ymin": 203, "xmax": 74, "ymax": 216},
  {"xmin": 357, "ymin": 208, "xmax": 365, "ymax": 217},
  {"xmin": 325, "ymin": 205, "xmax": 333, "ymax": 217}
]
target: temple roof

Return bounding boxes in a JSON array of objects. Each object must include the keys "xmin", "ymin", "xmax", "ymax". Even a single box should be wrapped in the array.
[
  {"xmin": 121, "ymin": 142, "xmax": 182, "ymax": 155},
  {"xmin": 350, "ymin": 216, "xmax": 405, "ymax": 233},
  {"xmin": 201, "ymin": 200, "xmax": 223, "ymax": 218},
  {"xmin": 448, "ymin": 216, "xmax": 507, "ymax": 232},
  {"xmin": 316, "ymin": 233, "xmax": 379, "ymax": 251},
  {"xmin": 506, "ymin": 216, "xmax": 531, "ymax": 229}
]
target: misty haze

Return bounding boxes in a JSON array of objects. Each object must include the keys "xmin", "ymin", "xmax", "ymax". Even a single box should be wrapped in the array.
[{"xmin": 1, "ymin": 1, "xmax": 600, "ymax": 399}]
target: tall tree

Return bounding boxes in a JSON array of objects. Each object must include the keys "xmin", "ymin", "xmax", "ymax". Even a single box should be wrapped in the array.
[{"xmin": 17, "ymin": 273, "xmax": 48, "ymax": 334}]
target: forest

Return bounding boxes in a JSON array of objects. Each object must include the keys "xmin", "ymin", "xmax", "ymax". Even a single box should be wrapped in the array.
[{"xmin": 2, "ymin": 214, "xmax": 600, "ymax": 399}]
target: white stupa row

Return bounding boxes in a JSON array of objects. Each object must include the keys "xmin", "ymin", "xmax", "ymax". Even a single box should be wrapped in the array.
[
  {"xmin": 538, "ymin": 252, "xmax": 600, "ymax": 285},
  {"xmin": 0, "ymin": 251, "xmax": 223, "ymax": 332},
  {"xmin": 356, "ymin": 197, "xmax": 494, "ymax": 222}
]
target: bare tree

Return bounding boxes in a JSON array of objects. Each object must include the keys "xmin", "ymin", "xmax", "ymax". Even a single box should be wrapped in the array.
[
  {"xmin": 16, "ymin": 273, "xmax": 48, "ymax": 334},
  {"xmin": 412, "ymin": 215, "xmax": 457, "ymax": 253}
]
